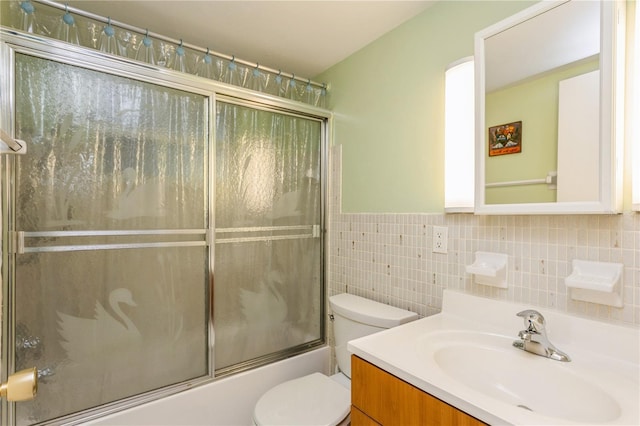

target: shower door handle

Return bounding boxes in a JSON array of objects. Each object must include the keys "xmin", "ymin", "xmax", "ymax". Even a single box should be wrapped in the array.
[
  {"xmin": 14, "ymin": 229, "xmax": 207, "ymax": 254},
  {"xmin": 0, "ymin": 367, "xmax": 38, "ymax": 402},
  {"xmin": 215, "ymin": 225, "xmax": 320, "ymax": 244}
]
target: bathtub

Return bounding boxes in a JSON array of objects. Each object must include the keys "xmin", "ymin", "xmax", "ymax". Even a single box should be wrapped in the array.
[{"xmin": 85, "ymin": 346, "xmax": 331, "ymax": 425}]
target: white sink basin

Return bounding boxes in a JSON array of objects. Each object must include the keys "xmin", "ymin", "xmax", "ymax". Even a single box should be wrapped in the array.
[
  {"xmin": 418, "ymin": 331, "xmax": 620, "ymax": 424},
  {"xmin": 348, "ymin": 290, "xmax": 640, "ymax": 425}
]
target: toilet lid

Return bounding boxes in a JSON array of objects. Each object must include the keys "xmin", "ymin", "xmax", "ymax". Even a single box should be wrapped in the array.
[{"xmin": 253, "ymin": 373, "xmax": 350, "ymax": 426}]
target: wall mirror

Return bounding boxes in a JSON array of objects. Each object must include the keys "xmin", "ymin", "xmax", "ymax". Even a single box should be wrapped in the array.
[{"xmin": 474, "ymin": 0, "xmax": 625, "ymax": 215}]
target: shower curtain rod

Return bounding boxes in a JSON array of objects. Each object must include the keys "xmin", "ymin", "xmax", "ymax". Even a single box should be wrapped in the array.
[{"xmin": 35, "ymin": 0, "xmax": 327, "ymax": 90}]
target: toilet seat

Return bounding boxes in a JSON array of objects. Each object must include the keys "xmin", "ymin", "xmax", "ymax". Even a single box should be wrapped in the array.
[{"xmin": 253, "ymin": 372, "xmax": 350, "ymax": 426}]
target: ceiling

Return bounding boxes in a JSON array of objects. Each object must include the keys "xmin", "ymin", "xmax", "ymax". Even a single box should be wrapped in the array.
[
  {"xmin": 485, "ymin": 0, "xmax": 599, "ymax": 92},
  {"xmin": 66, "ymin": 1, "xmax": 435, "ymax": 79}
]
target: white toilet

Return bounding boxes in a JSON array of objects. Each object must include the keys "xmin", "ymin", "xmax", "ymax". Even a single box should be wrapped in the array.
[{"xmin": 252, "ymin": 293, "xmax": 419, "ymax": 426}]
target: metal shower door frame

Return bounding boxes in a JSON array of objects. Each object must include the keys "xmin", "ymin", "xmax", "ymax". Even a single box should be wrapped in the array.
[{"xmin": 0, "ymin": 28, "xmax": 330, "ymax": 425}]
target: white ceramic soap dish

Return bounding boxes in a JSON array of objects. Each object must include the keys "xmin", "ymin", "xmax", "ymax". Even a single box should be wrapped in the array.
[
  {"xmin": 565, "ymin": 259, "xmax": 623, "ymax": 307},
  {"xmin": 466, "ymin": 251, "xmax": 508, "ymax": 288}
]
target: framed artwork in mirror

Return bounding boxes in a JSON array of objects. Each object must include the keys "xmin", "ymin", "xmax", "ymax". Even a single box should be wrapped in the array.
[{"xmin": 488, "ymin": 120, "xmax": 521, "ymax": 156}]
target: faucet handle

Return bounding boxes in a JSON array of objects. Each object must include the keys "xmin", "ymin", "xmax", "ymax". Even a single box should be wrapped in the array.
[{"xmin": 516, "ymin": 309, "xmax": 546, "ymax": 332}]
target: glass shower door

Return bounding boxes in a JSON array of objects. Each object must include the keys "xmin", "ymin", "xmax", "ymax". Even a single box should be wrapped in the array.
[
  {"xmin": 214, "ymin": 100, "xmax": 323, "ymax": 372},
  {"xmin": 4, "ymin": 53, "xmax": 210, "ymax": 425}
]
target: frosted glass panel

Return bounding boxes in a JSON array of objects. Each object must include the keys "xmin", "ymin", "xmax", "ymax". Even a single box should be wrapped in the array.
[
  {"xmin": 11, "ymin": 54, "xmax": 209, "ymax": 424},
  {"xmin": 14, "ymin": 54, "xmax": 206, "ymax": 231},
  {"xmin": 215, "ymin": 102, "xmax": 321, "ymax": 228},
  {"xmin": 215, "ymin": 239, "xmax": 321, "ymax": 368},
  {"xmin": 15, "ymin": 248, "xmax": 208, "ymax": 423},
  {"xmin": 214, "ymin": 102, "xmax": 322, "ymax": 370}
]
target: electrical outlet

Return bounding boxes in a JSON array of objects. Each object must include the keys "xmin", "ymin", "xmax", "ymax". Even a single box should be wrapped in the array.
[{"xmin": 432, "ymin": 226, "xmax": 448, "ymax": 254}]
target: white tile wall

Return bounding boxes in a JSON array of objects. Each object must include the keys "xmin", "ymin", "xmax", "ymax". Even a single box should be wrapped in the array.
[{"xmin": 328, "ymin": 146, "xmax": 640, "ymax": 327}]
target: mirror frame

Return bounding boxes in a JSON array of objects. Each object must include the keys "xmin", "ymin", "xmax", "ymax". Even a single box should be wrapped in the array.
[{"xmin": 474, "ymin": 0, "xmax": 626, "ymax": 215}]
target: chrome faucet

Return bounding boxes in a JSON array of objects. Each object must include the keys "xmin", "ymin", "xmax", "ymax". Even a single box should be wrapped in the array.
[{"xmin": 512, "ymin": 309, "xmax": 571, "ymax": 362}]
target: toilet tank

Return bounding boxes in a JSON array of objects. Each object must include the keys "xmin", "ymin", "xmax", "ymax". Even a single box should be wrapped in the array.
[{"xmin": 329, "ymin": 293, "xmax": 418, "ymax": 378}]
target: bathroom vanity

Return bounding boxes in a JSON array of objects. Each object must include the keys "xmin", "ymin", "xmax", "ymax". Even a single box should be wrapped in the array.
[
  {"xmin": 347, "ymin": 290, "xmax": 640, "ymax": 425},
  {"xmin": 351, "ymin": 355, "xmax": 484, "ymax": 425}
]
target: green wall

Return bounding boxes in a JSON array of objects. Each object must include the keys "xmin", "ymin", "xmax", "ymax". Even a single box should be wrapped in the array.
[
  {"xmin": 0, "ymin": 1, "xmax": 10, "ymax": 25},
  {"xmin": 316, "ymin": 1, "xmax": 535, "ymax": 213}
]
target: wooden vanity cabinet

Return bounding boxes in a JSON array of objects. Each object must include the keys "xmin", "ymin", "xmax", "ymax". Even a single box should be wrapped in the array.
[{"xmin": 351, "ymin": 355, "xmax": 486, "ymax": 426}]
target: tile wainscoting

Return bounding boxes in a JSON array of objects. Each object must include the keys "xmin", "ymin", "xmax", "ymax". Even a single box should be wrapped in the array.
[{"xmin": 328, "ymin": 146, "xmax": 640, "ymax": 327}]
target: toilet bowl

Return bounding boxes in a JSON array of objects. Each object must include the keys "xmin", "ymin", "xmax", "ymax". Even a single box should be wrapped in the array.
[{"xmin": 252, "ymin": 293, "xmax": 418, "ymax": 426}]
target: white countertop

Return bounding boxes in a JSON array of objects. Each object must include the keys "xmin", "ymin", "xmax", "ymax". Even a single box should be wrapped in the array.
[{"xmin": 347, "ymin": 290, "xmax": 640, "ymax": 425}]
